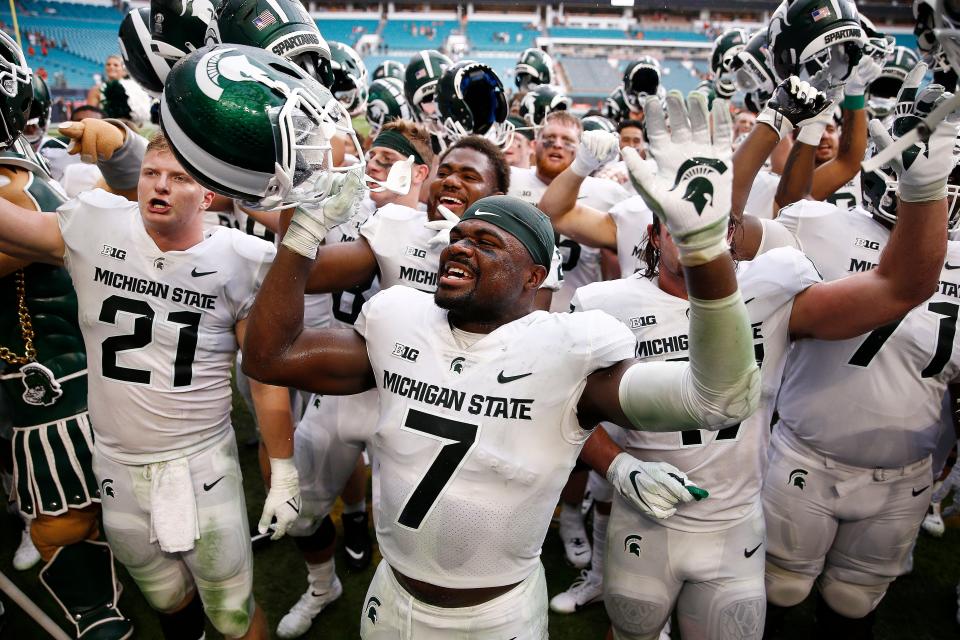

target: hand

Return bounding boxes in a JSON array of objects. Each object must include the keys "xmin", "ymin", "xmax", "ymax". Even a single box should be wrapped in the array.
[
  {"xmin": 424, "ymin": 204, "xmax": 458, "ymax": 248},
  {"xmin": 606, "ymin": 452, "xmax": 706, "ymax": 519},
  {"xmin": 59, "ymin": 119, "xmax": 126, "ymax": 163},
  {"xmin": 844, "ymin": 56, "xmax": 883, "ymax": 98},
  {"xmin": 869, "ymin": 62, "xmax": 959, "ymax": 202},
  {"xmin": 281, "ymin": 167, "xmax": 367, "ymax": 258},
  {"xmin": 571, "ymin": 130, "xmax": 621, "ymax": 177},
  {"xmin": 258, "ymin": 457, "xmax": 301, "ymax": 540},
  {"xmin": 623, "ymin": 90, "xmax": 734, "ymax": 266},
  {"xmin": 757, "ymin": 77, "xmax": 832, "ymax": 140}
]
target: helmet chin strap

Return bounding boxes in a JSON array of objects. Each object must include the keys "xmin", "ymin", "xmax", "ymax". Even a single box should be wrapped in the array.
[{"xmin": 366, "ymin": 155, "xmax": 414, "ymax": 195}]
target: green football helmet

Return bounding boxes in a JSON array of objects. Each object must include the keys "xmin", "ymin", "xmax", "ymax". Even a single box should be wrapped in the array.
[
  {"xmin": 366, "ymin": 77, "xmax": 412, "ymax": 134},
  {"xmin": 404, "ymin": 49, "xmax": 451, "ymax": 122},
  {"xmin": 373, "ymin": 60, "xmax": 405, "ymax": 82},
  {"xmin": 867, "ymin": 46, "xmax": 921, "ymax": 118},
  {"xmin": 0, "ymin": 30, "xmax": 33, "ymax": 149},
  {"xmin": 119, "ymin": 7, "xmax": 174, "ymax": 97},
  {"xmin": 328, "ymin": 41, "xmax": 368, "ymax": 116},
  {"xmin": 622, "ymin": 56, "xmax": 662, "ymax": 109},
  {"xmin": 204, "ymin": 0, "xmax": 332, "ymax": 86},
  {"xmin": 603, "ymin": 86, "xmax": 631, "ymax": 123},
  {"xmin": 437, "ymin": 60, "xmax": 511, "ymax": 146},
  {"xmin": 581, "ymin": 115, "xmax": 616, "ymax": 133},
  {"xmin": 161, "ymin": 44, "xmax": 363, "ymax": 210},
  {"xmin": 518, "ymin": 84, "xmax": 571, "ymax": 128},
  {"xmin": 710, "ymin": 29, "xmax": 748, "ymax": 98},
  {"xmin": 514, "ymin": 48, "xmax": 555, "ymax": 90},
  {"xmin": 150, "ymin": 0, "xmax": 221, "ymax": 61},
  {"xmin": 735, "ymin": 30, "xmax": 776, "ymax": 112},
  {"xmin": 767, "ymin": 0, "xmax": 865, "ymax": 89},
  {"xmin": 23, "ymin": 74, "xmax": 50, "ymax": 146}
]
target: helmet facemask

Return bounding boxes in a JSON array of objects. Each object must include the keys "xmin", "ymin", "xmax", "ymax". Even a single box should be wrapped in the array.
[
  {"xmin": 861, "ymin": 166, "xmax": 899, "ymax": 225},
  {"xmin": 258, "ymin": 87, "xmax": 364, "ymax": 210},
  {"xmin": 800, "ymin": 41, "xmax": 863, "ymax": 91},
  {"xmin": 936, "ymin": 0, "xmax": 960, "ymax": 73}
]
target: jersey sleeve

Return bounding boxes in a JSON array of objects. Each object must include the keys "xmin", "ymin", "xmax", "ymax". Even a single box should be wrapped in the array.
[
  {"xmin": 57, "ymin": 189, "xmax": 136, "ymax": 265},
  {"xmin": 358, "ymin": 207, "xmax": 385, "ymax": 252},
  {"xmin": 583, "ymin": 310, "xmax": 636, "ymax": 372},
  {"xmin": 756, "ymin": 218, "xmax": 801, "ymax": 255},
  {"xmin": 354, "ymin": 286, "xmax": 406, "ymax": 340},
  {"xmin": 230, "ymin": 233, "xmax": 276, "ymax": 320},
  {"xmin": 742, "ymin": 246, "xmax": 822, "ymax": 311}
]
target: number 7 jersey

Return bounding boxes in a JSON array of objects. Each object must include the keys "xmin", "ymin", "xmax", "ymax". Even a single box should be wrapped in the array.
[{"xmin": 57, "ymin": 190, "xmax": 275, "ymax": 464}]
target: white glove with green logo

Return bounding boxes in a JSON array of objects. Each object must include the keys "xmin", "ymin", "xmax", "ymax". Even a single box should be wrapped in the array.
[
  {"xmin": 606, "ymin": 452, "xmax": 706, "ymax": 519},
  {"xmin": 623, "ymin": 90, "xmax": 734, "ymax": 266}
]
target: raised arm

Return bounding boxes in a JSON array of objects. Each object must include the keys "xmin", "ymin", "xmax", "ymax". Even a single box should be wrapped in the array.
[
  {"xmin": 789, "ymin": 76, "xmax": 955, "ymax": 340},
  {"xmin": 537, "ymin": 131, "xmax": 621, "ymax": 250},
  {"xmin": 582, "ymin": 91, "xmax": 759, "ymax": 433},
  {"xmin": 242, "ymin": 169, "xmax": 375, "ymax": 395},
  {"xmin": 0, "ymin": 196, "xmax": 63, "ymax": 264}
]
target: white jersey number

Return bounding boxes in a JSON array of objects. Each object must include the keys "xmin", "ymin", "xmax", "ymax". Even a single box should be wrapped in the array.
[
  {"xmin": 397, "ymin": 408, "xmax": 480, "ymax": 530},
  {"xmin": 99, "ymin": 295, "xmax": 201, "ymax": 387}
]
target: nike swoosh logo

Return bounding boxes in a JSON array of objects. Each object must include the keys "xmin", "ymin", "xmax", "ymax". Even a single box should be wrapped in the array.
[
  {"xmin": 744, "ymin": 297, "xmax": 755, "ymax": 305},
  {"xmin": 744, "ymin": 543, "xmax": 762, "ymax": 558},
  {"xmin": 203, "ymin": 476, "xmax": 225, "ymax": 492},
  {"xmin": 191, "ymin": 268, "xmax": 217, "ymax": 277},
  {"xmin": 497, "ymin": 371, "xmax": 532, "ymax": 383},
  {"xmin": 473, "ymin": 210, "xmax": 499, "ymax": 217},
  {"xmin": 345, "ymin": 547, "xmax": 366, "ymax": 560},
  {"xmin": 310, "ymin": 591, "xmax": 326, "ymax": 598},
  {"xmin": 286, "ymin": 498, "xmax": 301, "ymax": 514},
  {"xmin": 629, "ymin": 470, "xmax": 643, "ymax": 499},
  {"xmin": 573, "ymin": 549, "xmax": 589, "ymax": 556},
  {"xmin": 912, "ymin": 485, "xmax": 930, "ymax": 497},
  {"xmin": 946, "ymin": 263, "xmax": 960, "ymax": 270}
]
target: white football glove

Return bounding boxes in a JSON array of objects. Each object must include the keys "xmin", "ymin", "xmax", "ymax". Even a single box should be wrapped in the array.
[
  {"xmin": 570, "ymin": 130, "xmax": 621, "ymax": 177},
  {"xmin": 844, "ymin": 56, "xmax": 883, "ymax": 99},
  {"xmin": 258, "ymin": 457, "xmax": 301, "ymax": 541},
  {"xmin": 424, "ymin": 204, "xmax": 459, "ymax": 248},
  {"xmin": 281, "ymin": 167, "xmax": 367, "ymax": 258},
  {"xmin": 623, "ymin": 90, "xmax": 733, "ymax": 266},
  {"xmin": 756, "ymin": 77, "xmax": 833, "ymax": 141},
  {"xmin": 869, "ymin": 63, "xmax": 959, "ymax": 202},
  {"xmin": 606, "ymin": 453, "xmax": 706, "ymax": 519}
]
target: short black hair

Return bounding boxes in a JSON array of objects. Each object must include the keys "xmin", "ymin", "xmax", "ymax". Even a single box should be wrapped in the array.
[
  {"xmin": 618, "ymin": 119, "xmax": 644, "ymax": 133},
  {"xmin": 70, "ymin": 104, "xmax": 103, "ymax": 119},
  {"xmin": 439, "ymin": 135, "xmax": 511, "ymax": 194}
]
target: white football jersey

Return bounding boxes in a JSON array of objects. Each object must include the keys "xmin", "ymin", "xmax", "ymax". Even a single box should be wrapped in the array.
[
  {"xmin": 608, "ymin": 195, "xmax": 654, "ymax": 277},
  {"xmin": 745, "ymin": 169, "xmax": 779, "ymax": 219},
  {"xmin": 354, "ymin": 286, "xmax": 635, "ymax": 588},
  {"xmin": 774, "ymin": 200, "xmax": 960, "ymax": 467},
  {"xmin": 360, "ymin": 202, "xmax": 562, "ymax": 293},
  {"xmin": 58, "ymin": 190, "xmax": 275, "ymax": 464},
  {"xmin": 823, "ymin": 172, "xmax": 862, "ymax": 210},
  {"xmin": 572, "ymin": 248, "xmax": 821, "ymax": 532},
  {"xmin": 509, "ymin": 166, "xmax": 628, "ymax": 310}
]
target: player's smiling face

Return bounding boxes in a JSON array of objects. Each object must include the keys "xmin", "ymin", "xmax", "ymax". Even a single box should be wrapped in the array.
[
  {"xmin": 137, "ymin": 150, "xmax": 214, "ymax": 235},
  {"xmin": 435, "ymin": 219, "xmax": 544, "ymax": 329},
  {"xmin": 815, "ymin": 123, "xmax": 839, "ymax": 164},
  {"xmin": 427, "ymin": 147, "xmax": 499, "ymax": 221}
]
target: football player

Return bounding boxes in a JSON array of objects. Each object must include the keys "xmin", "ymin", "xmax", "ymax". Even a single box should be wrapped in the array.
[
  {"xmin": 241, "ymin": 91, "xmax": 761, "ymax": 639},
  {"xmin": 566, "ymin": 78, "xmax": 953, "ymax": 639}
]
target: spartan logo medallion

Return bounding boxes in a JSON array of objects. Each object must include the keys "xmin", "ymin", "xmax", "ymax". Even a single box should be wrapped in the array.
[
  {"xmin": 20, "ymin": 362, "xmax": 63, "ymax": 407},
  {"xmin": 365, "ymin": 596, "xmax": 381, "ymax": 624},
  {"xmin": 450, "ymin": 357, "xmax": 465, "ymax": 373},
  {"xmin": 100, "ymin": 478, "xmax": 115, "ymax": 498},
  {"xmin": 624, "ymin": 534, "xmax": 643, "ymax": 557},
  {"xmin": 671, "ymin": 158, "xmax": 727, "ymax": 216},
  {"xmin": 196, "ymin": 47, "xmax": 291, "ymax": 101},
  {"xmin": 788, "ymin": 468, "xmax": 808, "ymax": 490}
]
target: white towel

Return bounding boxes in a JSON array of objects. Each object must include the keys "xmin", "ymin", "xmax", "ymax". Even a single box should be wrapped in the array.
[{"xmin": 148, "ymin": 458, "xmax": 200, "ymax": 553}]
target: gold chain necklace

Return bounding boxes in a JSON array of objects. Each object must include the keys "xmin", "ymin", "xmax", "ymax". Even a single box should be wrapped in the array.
[{"xmin": 0, "ymin": 270, "xmax": 36, "ymax": 365}]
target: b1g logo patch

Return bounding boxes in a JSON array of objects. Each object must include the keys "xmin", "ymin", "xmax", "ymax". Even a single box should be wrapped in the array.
[{"xmin": 392, "ymin": 342, "xmax": 419, "ymax": 362}]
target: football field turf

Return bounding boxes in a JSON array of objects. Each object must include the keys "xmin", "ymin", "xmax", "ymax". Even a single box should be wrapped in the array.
[{"xmin": 1, "ymin": 391, "xmax": 958, "ymax": 638}]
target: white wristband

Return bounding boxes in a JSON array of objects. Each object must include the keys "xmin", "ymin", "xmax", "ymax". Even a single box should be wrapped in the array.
[
  {"xmin": 796, "ymin": 121, "xmax": 827, "ymax": 147},
  {"xmin": 756, "ymin": 108, "xmax": 794, "ymax": 141},
  {"xmin": 898, "ymin": 179, "xmax": 948, "ymax": 203}
]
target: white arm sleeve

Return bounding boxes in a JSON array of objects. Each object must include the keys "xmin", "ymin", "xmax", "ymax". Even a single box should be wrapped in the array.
[{"xmin": 617, "ymin": 290, "xmax": 760, "ymax": 431}]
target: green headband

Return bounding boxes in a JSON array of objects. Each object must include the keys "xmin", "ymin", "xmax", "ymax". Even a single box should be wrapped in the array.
[
  {"xmin": 371, "ymin": 129, "xmax": 427, "ymax": 166},
  {"xmin": 460, "ymin": 195, "xmax": 555, "ymax": 269}
]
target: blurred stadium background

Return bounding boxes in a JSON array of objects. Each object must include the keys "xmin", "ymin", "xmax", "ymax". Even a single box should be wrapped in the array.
[{"xmin": 2, "ymin": 0, "xmax": 958, "ymax": 638}]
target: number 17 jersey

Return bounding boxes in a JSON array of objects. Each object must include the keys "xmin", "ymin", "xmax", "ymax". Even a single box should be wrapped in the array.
[{"xmin": 58, "ymin": 190, "xmax": 275, "ymax": 464}]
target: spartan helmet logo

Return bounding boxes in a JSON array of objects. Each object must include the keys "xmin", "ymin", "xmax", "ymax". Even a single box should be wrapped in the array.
[
  {"xmin": 450, "ymin": 357, "xmax": 465, "ymax": 374},
  {"xmin": 182, "ymin": 0, "xmax": 215, "ymax": 23},
  {"xmin": 365, "ymin": 596, "xmax": 381, "ymax": 624},
  {"xmin": 623, "ymin": 534, "xmax": 643, "ymax": 557},
  {"xmin": 20, "ymin": 362, "xmax": 63, "ymax": 407},
  {"xmin": 671, "ymin": 157, "xmax": 728, "ymax": 216},
  {"xmin": 100, "ymin": 478, "xmax": 115, "ymax": 498},
  {"xmin": 788, "ymin": 468, "xmax": 809, "ymax": 490},
  {"xmin": 153, "ymin": 257, "xmax": 166, "ymax": 270},
  {"xmin": 196, "ymin": 48, "xmax": 290, "ymax": 101}
]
